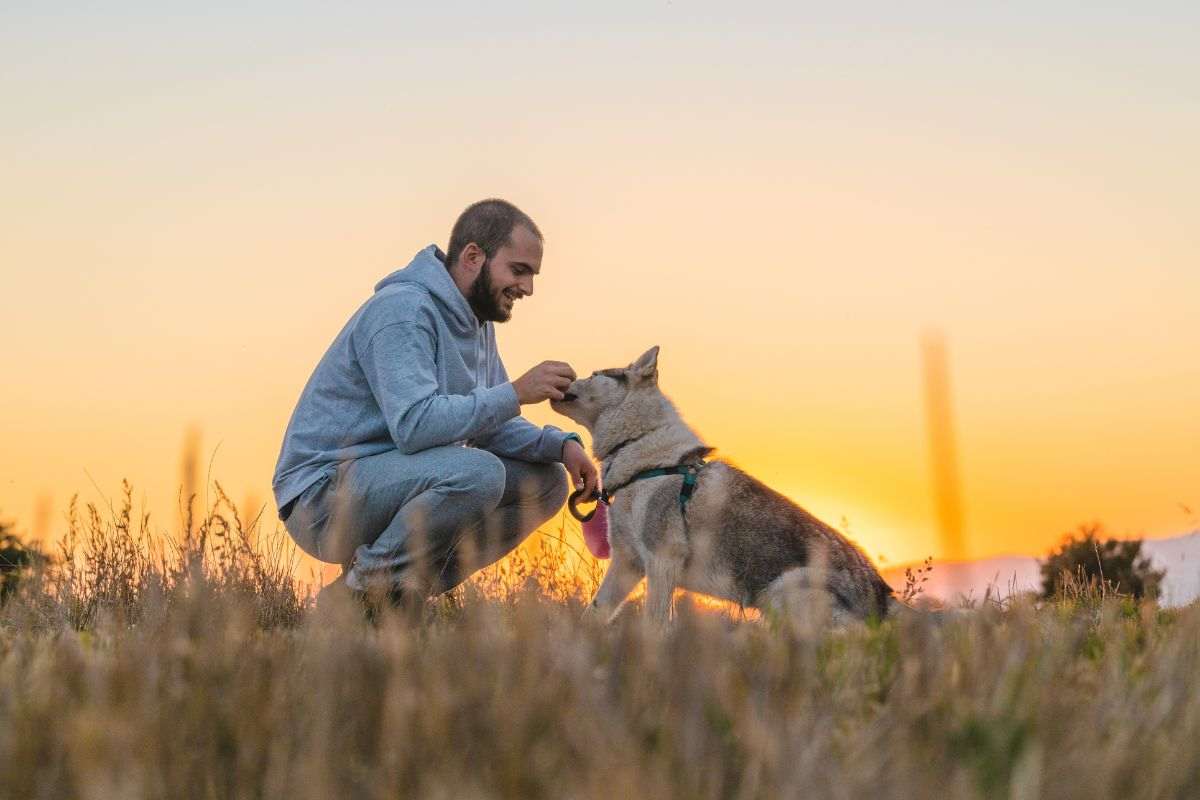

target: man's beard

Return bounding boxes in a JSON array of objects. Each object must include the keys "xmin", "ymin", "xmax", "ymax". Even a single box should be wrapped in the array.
[{"xmin": 467, "ymin": 261, "xmax": 512, "ymax": 323}]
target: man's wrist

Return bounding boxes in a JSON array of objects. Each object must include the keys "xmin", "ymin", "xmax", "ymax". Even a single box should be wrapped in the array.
[{"xmin": 560, "ymin": 432, "xmax": 584, "ymax": 461}]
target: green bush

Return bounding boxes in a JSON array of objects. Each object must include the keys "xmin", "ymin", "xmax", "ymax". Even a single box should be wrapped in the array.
[
  {"xmin": 0, "ymin": 516, "xmax": 46, "ymax": 602},
  {"xmin": 1040, "ymin": 522, "xmax": 1164, "ymax": 600}
]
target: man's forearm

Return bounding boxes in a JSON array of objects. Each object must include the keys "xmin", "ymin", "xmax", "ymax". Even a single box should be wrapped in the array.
[
  {"xmin": 473, "ymin": 416, "xmax": 576, "ymax": 463},
  {"xmin": 390, "ymin": 383, "xmax": 520, "ymax": 454}
]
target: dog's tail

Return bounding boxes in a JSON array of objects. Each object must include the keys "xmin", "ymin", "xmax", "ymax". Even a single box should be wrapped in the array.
[{"xmin": 885, "ymin": 595, "xmax": 964, "ymax": 624}]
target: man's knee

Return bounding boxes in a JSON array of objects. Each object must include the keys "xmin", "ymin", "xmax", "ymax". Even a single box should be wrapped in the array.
[
  {"xmin": 512, "ymin": 461, "xmax": 568, "ymax": 521},
  {"xmin": 538, "ymin": 462, "xmax": 569, "ymax": 510},
  {"xmin": 452, "ymin": 447, "xmax": 507, "ymax": 510}
]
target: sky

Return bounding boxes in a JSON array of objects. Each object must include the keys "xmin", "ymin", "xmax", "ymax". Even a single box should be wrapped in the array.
[{"xmin": 2, "ymin": 2, "xmax": 1198, "ymax": 573}]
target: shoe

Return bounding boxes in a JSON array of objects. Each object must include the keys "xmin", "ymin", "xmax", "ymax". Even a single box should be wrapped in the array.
[
  {"xmin": 315, "ymin": 572, "xmax": 362, "ymax": 612},
  {"xmin": 359, "ymin": 583, "xmax": 424, "ymax": 623},
  {"xmin": 317, "ymin": 572, "xmax": 422, "ymax": 623}
]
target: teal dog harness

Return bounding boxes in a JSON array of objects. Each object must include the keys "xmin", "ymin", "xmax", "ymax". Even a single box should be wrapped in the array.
[
  {"xmin": 568, "ymin": 458, "xmax": 708, "ymax": 523},
  {"xmin": 601, "ymin": 463, "xmax": 703, "ymax": 511}
]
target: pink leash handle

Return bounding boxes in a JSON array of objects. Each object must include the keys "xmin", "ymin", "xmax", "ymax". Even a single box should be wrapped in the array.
[{"xmin": 568, "ymin": 488, "xmax": 611, "ymax": 559}]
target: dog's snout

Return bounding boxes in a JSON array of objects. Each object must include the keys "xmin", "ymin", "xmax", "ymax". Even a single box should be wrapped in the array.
[{"xmin": 561, "ymin": 392, "xmax": 578, "ymax": 402}]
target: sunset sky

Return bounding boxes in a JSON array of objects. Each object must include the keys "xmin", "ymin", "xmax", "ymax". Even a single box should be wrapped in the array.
[{"xmin": 3, "ymin": 3, "xmax": 1198, "ymax": 572}]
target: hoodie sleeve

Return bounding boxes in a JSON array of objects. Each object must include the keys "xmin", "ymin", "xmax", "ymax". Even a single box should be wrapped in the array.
[
  {"xmin": 357, "ymin": 321, "xmax": 520, "ymax": 454},
  {"xmin": 470, "ymin": 349, "xmax": 575, "ymax": 463}
]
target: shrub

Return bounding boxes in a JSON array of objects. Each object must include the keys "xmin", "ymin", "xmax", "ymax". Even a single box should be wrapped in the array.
[
  {"xmin": 1039, "ymin": 522, "xmax": 1164, "ymax": 600},
  {"xmin": 0, "ymin": 516, "xmax": 47, "ymax": 603}
]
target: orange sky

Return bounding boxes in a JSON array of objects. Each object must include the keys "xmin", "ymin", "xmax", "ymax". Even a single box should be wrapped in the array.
[{"xmin": 3, "ymin": 4, "xmax": 1198, "ymax": 570}]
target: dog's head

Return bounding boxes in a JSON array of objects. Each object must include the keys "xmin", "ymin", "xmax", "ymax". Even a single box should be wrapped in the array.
[{"xmin": 549, "ymin": 345, "xmax": 660, "ymax": 432}]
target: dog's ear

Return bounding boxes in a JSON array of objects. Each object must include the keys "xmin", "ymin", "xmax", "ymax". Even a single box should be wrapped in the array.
[{"xmin": 630, "ymin": 345, "xmax": 660, "ymax": 382}]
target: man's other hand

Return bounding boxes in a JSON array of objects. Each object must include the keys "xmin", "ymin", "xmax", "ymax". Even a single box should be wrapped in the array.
[
  {"xmin": 562, "ymin": 439, "xmax": 599, "ymax": 499},
  {"xmin": 513, "ymin": 361, "xmax": 576, "ymax": 404}
]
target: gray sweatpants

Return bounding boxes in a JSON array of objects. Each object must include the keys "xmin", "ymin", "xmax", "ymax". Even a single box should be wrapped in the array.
[{"xmin": 283, "ymin": 445, "xmax": 568, "ymax": 596}]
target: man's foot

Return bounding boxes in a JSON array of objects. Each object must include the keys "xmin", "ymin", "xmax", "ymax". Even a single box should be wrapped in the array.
[
  {"xmin": 316, "ymin": 572, "xmax": 423, "ymax": 623},
  {"xmin": 361, "ymin": 583, "xmax": 425, "ymax": 623},
  {"xmin": 315, "ymin": 572, "xmax": 364, "ymax": 612}
]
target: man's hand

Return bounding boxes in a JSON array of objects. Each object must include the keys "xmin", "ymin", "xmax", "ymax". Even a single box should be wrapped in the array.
[
  {"xmin": 562, "ymin": 439, "xmax": 599, "ymax": 499},
  {"xmin": 513, "ymin": 360, "xmax": 576, "ymax": 405}
]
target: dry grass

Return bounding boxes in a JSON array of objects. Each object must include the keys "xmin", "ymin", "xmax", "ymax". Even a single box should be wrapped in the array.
[{"xmin": 1, "ymin": 482, "xmax": 1198, "ymax": 799}]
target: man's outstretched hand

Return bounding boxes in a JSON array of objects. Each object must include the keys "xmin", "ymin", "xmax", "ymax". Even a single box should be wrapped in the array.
[
  {"xmin": 562, "ymin": 439, "xmax": 600, "ymax": 499},
  {"xmin": 513, "ymin": 361, "xmax": 576, "ymax": 404}
]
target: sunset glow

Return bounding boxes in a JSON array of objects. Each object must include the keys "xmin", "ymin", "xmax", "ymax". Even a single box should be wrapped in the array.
[{"xmin": 3, "ymin": 3, "xmax": 1198, "ymax": 571}]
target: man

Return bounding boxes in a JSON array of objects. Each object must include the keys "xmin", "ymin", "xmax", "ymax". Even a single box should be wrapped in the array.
[{"xmin": 273, "ymin": 199, "xmax": 598, "ymax": 612}]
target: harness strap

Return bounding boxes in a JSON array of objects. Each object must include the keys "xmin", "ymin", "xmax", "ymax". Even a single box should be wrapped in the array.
[
  {"xmin": 603, "ymin": 463, "xmax": 702, "ymax": 512},
  {"xmin": 567, "ymin": 461, "xmax": 706, "ymax": 523},
  {"xmin": 569, "ymin": 449, "xmax": 713, "ymax": 524}
]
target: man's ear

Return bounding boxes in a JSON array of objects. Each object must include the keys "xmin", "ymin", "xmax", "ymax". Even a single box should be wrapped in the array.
[
  {"xmin": 459, "ymin": 242, "xmax": 486, "ymax": 279},
  {"xmin": 630, "ymin": 345, "xmax": 660, "ymax": 382}
]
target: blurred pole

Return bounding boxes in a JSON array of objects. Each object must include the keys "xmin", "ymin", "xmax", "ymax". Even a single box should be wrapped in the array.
[
  {"xmin": 32, "ymin": 493, "xmax": 53, "ymax": 549},
  {"xmin": 180, "ymin": 426, "xmax": 201, "ymax": 544},
  {"xmin": 921, "ymin": 331, "xmax": 967, "ymax": 562}
]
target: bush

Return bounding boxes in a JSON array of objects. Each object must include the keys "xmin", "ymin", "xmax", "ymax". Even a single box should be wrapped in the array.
[
  {"xmin": 0, "ymin": 516, "xmax": 47, "ymax": 603},
  {"xmin": 1039, "ymin": 522, "xmax": 1164, "ymax": 600}
]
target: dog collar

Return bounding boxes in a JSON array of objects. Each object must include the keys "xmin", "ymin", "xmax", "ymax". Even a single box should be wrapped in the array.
[{"xmin": 594, "ymin": 430, "xmax": 649, "ymax": 462}]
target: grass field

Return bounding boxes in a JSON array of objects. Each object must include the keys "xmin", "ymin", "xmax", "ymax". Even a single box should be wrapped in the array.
[{"xmin": 2, "ymin": 483, "xmax": 1198, "ymax": 799}]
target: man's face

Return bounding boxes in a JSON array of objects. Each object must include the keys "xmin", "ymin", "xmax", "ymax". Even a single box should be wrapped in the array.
[{"xmin": 466, "ymin": 225, "xmax": 542, "ymax": 323}]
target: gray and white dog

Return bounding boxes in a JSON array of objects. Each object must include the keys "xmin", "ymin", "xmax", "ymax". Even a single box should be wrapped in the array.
[{"xmin": 551, "ymin": 346, "xmax": 898, "ymax": 626}]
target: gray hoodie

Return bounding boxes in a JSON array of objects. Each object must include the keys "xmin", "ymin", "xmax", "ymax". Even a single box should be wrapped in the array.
[{"xmin": 272, "ymin": 244, "xmax": 574, "ymax": 518}]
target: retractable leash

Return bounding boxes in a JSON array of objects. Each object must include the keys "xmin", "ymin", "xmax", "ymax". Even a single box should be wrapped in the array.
[
  {"xmin": 568, "ymin": 488, "xmax": 611, "ymax": 559},
  {"xmin": 568, "ymin": 461, "xmax": 707, "ymax": 560}
]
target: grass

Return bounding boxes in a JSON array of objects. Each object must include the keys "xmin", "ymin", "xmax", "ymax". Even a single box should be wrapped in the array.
[{"xmin": 1, "ymin": 482, "xmax": 1198, "ymax": 799}]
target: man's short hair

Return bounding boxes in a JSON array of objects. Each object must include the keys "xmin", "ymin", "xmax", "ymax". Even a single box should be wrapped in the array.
[{"xmin": 445, "ymin": 199, "xmax": 542, "ymax": 270}]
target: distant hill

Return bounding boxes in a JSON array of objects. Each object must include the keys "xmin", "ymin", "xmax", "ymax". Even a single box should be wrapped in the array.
[{"xmin": 881, "ymin": 530, "xmax": 1200, "ymax": 607}]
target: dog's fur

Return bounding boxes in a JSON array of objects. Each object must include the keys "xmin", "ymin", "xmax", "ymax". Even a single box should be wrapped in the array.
[{"xmin": 551, "ymin": 346, "xmax": 897, "ymax": 626}]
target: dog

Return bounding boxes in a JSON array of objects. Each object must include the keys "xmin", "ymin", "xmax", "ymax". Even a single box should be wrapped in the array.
[{"xmin": 550, "ymin": 346, "xmax": 898, "ymax": 626}]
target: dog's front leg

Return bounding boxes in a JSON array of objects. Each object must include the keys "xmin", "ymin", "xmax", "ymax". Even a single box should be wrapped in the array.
[{"xmin": 584, "ymin": 547, "xmax": 644, "ymax": 624}]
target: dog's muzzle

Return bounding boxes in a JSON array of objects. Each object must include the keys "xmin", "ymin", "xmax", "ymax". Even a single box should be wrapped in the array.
[{"xmin": 560, "ymin": 392, "xmax": 577, "ymax": 402}]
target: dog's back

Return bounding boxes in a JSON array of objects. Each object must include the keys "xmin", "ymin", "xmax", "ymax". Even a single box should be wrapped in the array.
[{"xmin": 686, "ymin": 461, "xmax": 894, "ymax": 619}]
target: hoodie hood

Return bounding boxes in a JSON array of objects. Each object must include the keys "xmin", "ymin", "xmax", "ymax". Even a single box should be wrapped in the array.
[{"xmin": 374, "ymin": 244, "xmax": 478, "ymax": 335}]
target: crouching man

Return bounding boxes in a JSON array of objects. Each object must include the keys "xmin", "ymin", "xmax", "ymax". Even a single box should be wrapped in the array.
[{"xmin": 272, "ymin": 199, "xmax": 598, "ymax": 613}]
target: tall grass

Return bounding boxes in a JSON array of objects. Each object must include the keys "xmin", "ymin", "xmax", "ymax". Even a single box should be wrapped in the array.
[{"xmin": 1, "ymin": 481, "xmax": 1197, "ymax": 799}]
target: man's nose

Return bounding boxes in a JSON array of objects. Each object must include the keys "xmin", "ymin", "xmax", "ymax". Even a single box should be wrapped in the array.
[{"xmin": 519, "ymin": 276, "xmax": 534, "ymax": 297}]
